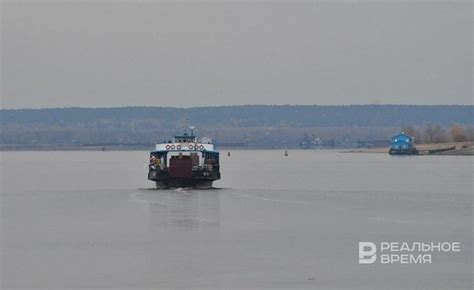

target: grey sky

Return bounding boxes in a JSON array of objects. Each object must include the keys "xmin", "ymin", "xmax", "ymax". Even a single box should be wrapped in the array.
[{"xmin": 1, "ymin": 0, "xmax": 472, "ymax": 109}]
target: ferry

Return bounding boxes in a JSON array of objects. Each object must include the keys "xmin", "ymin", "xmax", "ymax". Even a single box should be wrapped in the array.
[
  {"xmin": 147, "ymin": 128, "xmax": 221, "ymax": 189},
  {"xmin": 389, "ymin": 132, "xmax": 418, "ymax": 155}
]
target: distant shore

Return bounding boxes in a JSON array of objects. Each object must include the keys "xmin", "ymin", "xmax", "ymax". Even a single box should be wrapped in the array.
[
  {"xmin": 0, "ymin": 145, "xmax": 151, "ymax": 151},
  {"xmin": 346, "ymin": 141, "xmax": 474, "ymax": 156},
  {"xmin": 0, "ymin": 144, "xmax": 250, "ymax": 151},
  {"xmin": 1, "ymin": 142, "xmax": 474, "ymax": 155}
]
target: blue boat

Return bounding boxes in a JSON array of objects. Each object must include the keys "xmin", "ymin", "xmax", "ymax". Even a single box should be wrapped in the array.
[{"xmin": 389, "ymin": 132, "xmax": 418, "ymax": 155}]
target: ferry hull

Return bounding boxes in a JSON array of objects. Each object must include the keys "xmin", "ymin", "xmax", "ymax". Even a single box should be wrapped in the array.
[
  {"xmin": 389, "ymin": 148, "xmax": 419, "ymax": 155},
  {"xmin": 148, "ymin": 170, "xmax": 220, "ymax": 189},
  {"xmin": 155, "ymin": 179, "xmax": 214, "ymax": 189}
]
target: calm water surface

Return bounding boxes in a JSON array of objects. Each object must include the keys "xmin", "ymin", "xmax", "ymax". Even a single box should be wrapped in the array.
[{"xmin": 1, "ymin": 150, "xmax": 472, "ymax": 289}]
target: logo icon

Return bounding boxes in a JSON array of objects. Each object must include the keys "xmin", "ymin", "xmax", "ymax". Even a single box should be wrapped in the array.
[{"xmin": 359, "ymin": 242, "xmax": 377, "ymax": 264}]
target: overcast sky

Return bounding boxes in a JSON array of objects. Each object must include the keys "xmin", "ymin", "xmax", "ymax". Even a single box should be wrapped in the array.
[{"xmin": 1, "ymin": 0, "xmax": 472, "ymax": 109}]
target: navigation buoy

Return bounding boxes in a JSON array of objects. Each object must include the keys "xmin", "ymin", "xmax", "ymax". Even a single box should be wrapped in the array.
[
  {"xmin": 227, "ymin": 152, "xmax": 231, "ymax": 156},
  {"xmin": 284, "ymin": 150, "xmax": 288, "ymax": 156}
]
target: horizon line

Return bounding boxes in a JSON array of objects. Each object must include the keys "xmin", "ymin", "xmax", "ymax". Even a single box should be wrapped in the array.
[{"xmin": 1, "ymin": 103, "xmax": 473, "ymax": 111}]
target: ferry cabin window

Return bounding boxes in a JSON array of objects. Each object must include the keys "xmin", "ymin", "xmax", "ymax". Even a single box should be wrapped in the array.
[{"xmin": 175, "ymin": 137, "xmax": 192, "ymax": 143}]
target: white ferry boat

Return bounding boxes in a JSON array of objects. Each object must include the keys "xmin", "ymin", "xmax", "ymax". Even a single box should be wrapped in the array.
[{"xmin": 147, "ymin": 128, "xmax": 221, "ymax": 188}]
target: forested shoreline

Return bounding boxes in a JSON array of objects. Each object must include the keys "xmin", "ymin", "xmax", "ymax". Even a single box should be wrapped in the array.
[{"xmin": 2, "ymin": 105, "xmax": 473, "ymax": 148}]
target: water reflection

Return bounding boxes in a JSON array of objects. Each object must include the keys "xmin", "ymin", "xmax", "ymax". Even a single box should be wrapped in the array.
[{"xmin": 131, "ymin": 188, "xmax": 221, "ymax": 232}]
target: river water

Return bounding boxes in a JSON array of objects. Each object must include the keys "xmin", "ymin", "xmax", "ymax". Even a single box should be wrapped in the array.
[{"xmin": 1, "ymin": 150, "xmax": 472, "ymax": 289}]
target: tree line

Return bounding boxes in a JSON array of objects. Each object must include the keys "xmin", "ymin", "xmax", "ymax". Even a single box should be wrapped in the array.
[
  {"xmin": 1, "ymin": 105, "xmax": 473, "ymax": 147},
  {"xmin": 402, "ymin": 124, "xmax": 474, "ymax": 144}
]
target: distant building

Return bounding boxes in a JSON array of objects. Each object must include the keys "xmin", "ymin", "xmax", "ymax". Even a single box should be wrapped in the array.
[
  {"xmin": 299, "ymin": 133, "xmax": 335, "ymax": 149},
  {"xmin": 389, "ymin": 132, "xmax": 417, "ymax": 155}
]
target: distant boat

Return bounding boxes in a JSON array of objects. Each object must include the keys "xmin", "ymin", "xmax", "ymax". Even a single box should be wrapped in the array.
[{"xmin": 389, "ymin": 132, "xmax": 418, "ymax": 155}]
